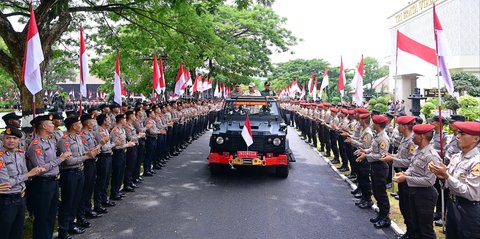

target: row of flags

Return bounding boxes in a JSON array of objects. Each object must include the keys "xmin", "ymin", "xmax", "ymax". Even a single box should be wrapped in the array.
[{"xmin": 22, "ymin": 4, "xmax": 454, "ymax": 109}]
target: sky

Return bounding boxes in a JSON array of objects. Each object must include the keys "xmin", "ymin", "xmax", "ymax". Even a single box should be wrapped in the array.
[{"xmin": 270, "ymin": 0, "xmax": 410, "ymax": 69}]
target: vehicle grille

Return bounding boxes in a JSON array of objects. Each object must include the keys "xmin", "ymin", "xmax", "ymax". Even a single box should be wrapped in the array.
[{"xmin": 210, "ymin": 135, "xmax": 285, "ymax": 154}]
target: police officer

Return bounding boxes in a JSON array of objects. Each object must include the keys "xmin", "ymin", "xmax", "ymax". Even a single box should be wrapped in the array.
[
  {"xmin": 1, "ymin": 113, "xmax": 26, "ymax": 151},
  {"xmin": 430, "ymin": 121, "xmax": 480, "ymax": 239},
  {"xmin": 348, "ymin": 113, "xmax": 373, "ymax": 207},
  {"xmin": 51, "ymin": 112, "xmax": 64, "ymax": 144},
  {"xmin": 144, "ymin": 109, "xmax": 160, "ymax": 176},
  {"xmin": 133, "ymin": 108, "xmax": 148, "ymax": 183},
  {"xmin": 381, "ymin": 116, "xmax": 417, "ymax": 239},
  {"xmin": 0, "ymin": 126, "xmax": 44, "ymax": 239},
  {"xmin": 124, "ymin": 110, "xmax": 144, "ymax": 190},
  {"xmin": 93, "ymin": 114, "xmax": 116, "ymax": 214},
  {"xmin": 260, "ymin": 81, "xmax": 277, "ymax": 97},
  {"xmin": 77, "ymin": 113, "xmax": 102, "ymax": 225},
  {"xmin": 430, "ymin": 115, "xmax": 448, "ymax": 224},
  {"xmin": 356, "ymin": 115, "xmax": 391, "ymax": 227},
  {"xmin": 110, "ymin": 114, "xmax": 135, "ymax": 200},
  {"xmin": 57, "ymin": 116, "xmax": 99, "ymax": 238},
  {"xmin": 27, "ymin": 115, "xmax": 71, "ymax": 239},
  {"xmin": 392, "ymin": 123, "xmax": 439, "ymax": 239},
  {"xmin": 328, "ymin": 107, "xmax": 340, "ymax": 164}
]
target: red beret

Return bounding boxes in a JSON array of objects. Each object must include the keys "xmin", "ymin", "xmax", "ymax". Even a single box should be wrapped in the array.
[
  {"xmin": 453, "ymin": 122, "xmax": 480, "ymax": 136},
  {"xmin": 330, "ymin": 108, "xmax": 338, "ymax": 113},
  {"xmin": 317, "ymin": 103, "xmax": 324, "ymax": 107},
  {"xmin": 348, "ymin": 110, "xmax": 356, "ymax": 115},
  {"xmin": 359, "ymin": 113, "xmax": 370, "ymax": 119},
  {"xmin": 397, "ymin": 116, "xmax": 416, "ymax": 125},
  {"xmin": 300, "ymin": 103, "xmax": 307, "ymax": 106},
  {"xmin": 372, "ymin": 115, "xmax": 388, "ymax": 124},
  {"xmin": 413, "ymin": 124, "xmax": 435, "ymax": 134},
  {"xmin": 323, "ymin": 102, "xmax": 331, "ymax": 107},
  {"xmin": 356, "ymin": 108, "xmax": 369, "ymax": 114},
  {"xmin": 341, "ymin": 109, "xmax": 348, "ymax": 114}
]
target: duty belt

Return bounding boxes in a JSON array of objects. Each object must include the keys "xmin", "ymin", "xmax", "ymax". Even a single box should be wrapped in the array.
[
  {"xmin": 450, "ymin": 193, "xmax": 480, "ymax": 205},
  {"xmin": 0, "ymin": 192, "xmax": 25, "ymax": 199},
  {"xmin": 34, "ymin": 175, "xmax": 60, "ymax": 181}
]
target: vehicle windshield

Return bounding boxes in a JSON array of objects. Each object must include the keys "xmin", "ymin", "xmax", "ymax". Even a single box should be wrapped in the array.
[{"xmin": 224, "ymin": 100, "xmax": 279, "ymax": 116}]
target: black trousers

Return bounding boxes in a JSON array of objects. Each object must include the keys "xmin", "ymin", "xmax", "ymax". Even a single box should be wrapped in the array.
[
  {"xmin": 31, "ymin": 178, "xmax": 59, "ymax": 239},
  {"xmin": 398, "ymin": 181, "xmax": 414, "ymax": 236},
  {"xmin": 94, "ymin": 153, "xmax": 112, "ymax": 208},
  {"xmin": 134, "ymin": 139, "xmax": 145, "ymax": 180},
  {"xmin": 371, "ymin": 161, "xmax": 390, "ymax": 217},
  {"xmin": 338, "ymin": 135, "xmax": 348, "ymax": 167},
  {"xmin": 329, "ymin": 131, "xmax": 339, "ymax": 159},
  {"xmin": 78, "ymin": 159, "xmax": 96, "ymax": 220},
  {"xmin": 346, "ymin": 144, "xmax": 356, "ymax": 174},
  {"xmin": 0, "ymin": 196, "xmax": 25, "ymax": 239},
  {"xmin": 446, "ymin": 198, "xmax": 480, "ymax": 239},
  {"xmin": 434, "ymin": 179, "xmax": 450, "ymax": 217},
  {"xmin": 124, "ymin": 145, "xmax": 138, "ymax": 186},
  {"xmin": 409, "ymin": 187, "xmax": 437, "ymax": 239},
  {"xmin": 145, "ymin": 137, "xmax": 157, "ymax": 173},
  {"xmin": 310, "ymin": 120, "xmax": 317, "ymax": 146},
  {"xmin": 357, "ymin": 160, "xmax": 372, "ymax": 201},
  {"xmin": 111, "ymin": 149, "xmax": 127, "ymax": 197},
  {"xmin": 318, "ymin": 123, "xmax": 325, "ymax": 151},
  {"xmin": 59, "ymin": 169, "xmax": 85, "ymax": 235},
  {"xmin": 324, "ymin": 127, "xmax": 331, "ymax": 156}
]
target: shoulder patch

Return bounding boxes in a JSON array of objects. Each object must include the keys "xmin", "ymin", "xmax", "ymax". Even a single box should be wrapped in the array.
[
  {"xmin": 17, "ymin": 149, "xmax": 24, "ymax": 153},
  {"xmin": 62, "ymin": 134, "xmax": 68, "ymax": 139},
  {"xmin": 0, "ymin": 160, "xmax": 3, "ymax": 170},
  {"xmin": 363, "ymin": 135, "xmax": 369, "ymax": 142},
  {"xmin": 0, "ymin": 151, "xmax": 4, "ymax": 157},
  {"xmin": 380, "ymin": 140, "xmax": 386, "ymax": 150},
  {"xmin": 471, "ymin": 163, "xmax": 480, "ymax": 177},
  {"xmin": 82, "ymin": 138, "xmax": 87, "ymax": 144},
  {"xmin": 79, "ymin": 132, "xmax": 84, "ymax": 136},
  {"xmin": 33, "ymin": 139, "xmax": 39, "ymax": 145},
  {"xmin": 410, "ymin": 144, "xmax": 415, "ymax": 154},
  {"xmin": 35, "ymin": 148, "xmax": 42, "ymax": 156},
  {"xmin": 64, "ymin": 141, "xmax": 70, "ymax": 148}
]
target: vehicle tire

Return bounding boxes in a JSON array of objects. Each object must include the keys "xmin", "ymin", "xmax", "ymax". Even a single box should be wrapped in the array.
[
  {"xmin": 209, "ymin": 163, "xmax": 225, "ymax": 176},
  {"xmin": 275, "ymin": 165, "xmax": 289, "ymax": 178}
]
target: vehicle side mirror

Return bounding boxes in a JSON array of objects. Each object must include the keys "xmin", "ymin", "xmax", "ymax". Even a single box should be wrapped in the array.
[{"xmin": 280, "ymin": 122, "xmax": 287, "ymax": 131}]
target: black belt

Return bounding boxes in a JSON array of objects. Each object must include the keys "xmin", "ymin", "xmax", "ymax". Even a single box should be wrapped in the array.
[
  {"xmin": 450, "ymin": 194, "xmax": 480, "ymax": 205},
  {"xmin": 99, "ymin": 152, "xmax": 113, "ymax": 156},
  {"xmin": 60, "ymin": 167, "xmax": 83, "ymax": 173},
  {"xmin": 33, "ymin": 175, "xmax": 59, "ymax": 181},
  {"xmin": 0, "ymin": 192, "xmax": 25, "ymax": 199},
  {"xmin": 146, "ymin": 135, "xmax": 157, "ymax": 139}
]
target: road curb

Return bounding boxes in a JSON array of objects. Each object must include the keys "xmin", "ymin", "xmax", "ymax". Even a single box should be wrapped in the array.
[{"xmin": 295, "ymin": 129, "xmax": 404, "ymax": 235}]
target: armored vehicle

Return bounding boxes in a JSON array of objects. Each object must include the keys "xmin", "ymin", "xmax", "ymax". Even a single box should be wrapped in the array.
[{"xmin": 208, "ymin": 96, "xmax": 294, "ymax": 178}]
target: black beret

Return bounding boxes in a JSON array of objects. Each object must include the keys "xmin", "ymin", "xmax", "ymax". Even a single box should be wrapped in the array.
[
  {"xmin": 415, "ymin": 116, "xmax": 424, "ymax": 124},
  {"xmin": 431, "ymin": 116, "xmax": 447, "ymax": 124},
  {"xmin": 115, "ymin": 114, "xmax": 126, "ymax": 123},
  {"xmin": 30, "ymin": 115, "xmax": 53, "ymax": 127},
  {"xmin": 87, "ymin": 107, "xmax": 98, "ymax": 114},
  {"xmin": 145, "ymin": 109, "xmax": 154, "ymax": 117},
  {"xmin": 98, "ymin": 104, "xmax": 109, "ymax": 110},
  {"xmin": 64, "ymin": 116, "xmax": 80, "ymax": 128},
  {"xmin": 134, "ymin": 107, "xmax": 142, "ymax": 113},
  {"xmin": 65, "ymin": 110, "xmax": 76, "ymax": 118},
  {"xmin": 3, "ymin": 126, "xmax": 22, "ymax": 138},
  {"xmin": 122, "ymin": 102, "xmax": 127, "ymax": 107},
  {"xmin": 96, "ymin": 114, "xmax": 108, "ymax": 126},
  {"xmin": 384, "ymin": 112, "xmax": 394, "ymax": 119},
  {"xmin": 371, "ymin": 110, "xmax": 381, "ymax": 116},
  {"xmin": 51, "ymin": 113, "xmax": 63, "ymax": 120},
  {"xmin": 448, "ymin": 114, "xmax": 465, "ymax": 123},
  {"xmin": 80, "ymin": 113, "xmax": 95, "ymax": 123},
  {"xmin": 2, "ymin": 112, "xmax": 21, "ymax": 122},
  {"xmin": 109, "ymin": 103, "xmax": 120, "ymax": 109}
]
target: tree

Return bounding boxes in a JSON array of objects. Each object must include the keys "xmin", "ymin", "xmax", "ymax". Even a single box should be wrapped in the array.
[
  {"xmin": 451, "ymin": 72, "xmax": 480, "ymax": 97},
  {"xmin": 363, "ymin": 56, "xmax": 388, "ymax": 96},
  {"xmin": 0, "ymin": 0, "xmax": 277, "ymax": 114},
  {"xmin": 458, "ymin": 95, "xmax": 480, "ymax": 121}
]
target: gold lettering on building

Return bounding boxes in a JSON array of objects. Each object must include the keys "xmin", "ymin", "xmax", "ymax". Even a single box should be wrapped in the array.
[{"xmin": 394, "ymin": 0, "xmax": 444, "ymax": 24}]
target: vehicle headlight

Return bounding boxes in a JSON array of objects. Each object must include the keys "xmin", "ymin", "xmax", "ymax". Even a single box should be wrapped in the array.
[
  {"xmin": 216, "ymin": 136, "xmax": 224, "ymax": 144},
  {"xmin": 273, "ymin": 138, "xmax": 281, "ymax": 146}
]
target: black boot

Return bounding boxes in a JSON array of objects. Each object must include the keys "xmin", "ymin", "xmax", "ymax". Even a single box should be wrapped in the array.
[{"xmin": 373, "ymin": 217, "xmax": 391, "ymax": 228}]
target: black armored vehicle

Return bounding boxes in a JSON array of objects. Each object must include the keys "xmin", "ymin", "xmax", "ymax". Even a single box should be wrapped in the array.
[{"xmin": 207, "ymin": 96, "xmax": 294, "ymax": 178}]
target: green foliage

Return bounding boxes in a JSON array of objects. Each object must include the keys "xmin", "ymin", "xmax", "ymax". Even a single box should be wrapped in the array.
[
  {"xmin": 426, "ymin": 97, "xmax": 439, "ymax": 106},
  {"xmin": 451, "ymin": 72, "xmax": 480, "ymax": 96},
  {"xmin": 458, "ymin": 95, "xmax": 480, "ymax": 120},
  {"xmin": 374, "ymin": 103, "xmax": 389, "ymax": 113},
  {"xmin": 421, "ymin": 102, "xmax": 436, "ymax": 118},
  {"xmin": 363, "ymin": 57, "xmax": 389, "ymax": 93},
  {"xmin": 367, "ymin": 98, "xmax": 377, "ymax": 111},
  {"xmin": 376, "ymin": 96, "xmax": 388, "ymax": 105},
  {"xmin": 443, "ymin": 94, "xmax": 460, "ymax": 114},
  {"xmin": 331, "ymin": 96, "xmax": 340, "ymax": 105},
  {"xmin": 269, "ymin": 59, "xmax": 328, "ymax": 89}
]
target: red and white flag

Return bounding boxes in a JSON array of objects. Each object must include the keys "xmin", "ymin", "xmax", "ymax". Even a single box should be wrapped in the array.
[
  {"xmin": 192, "ymin": 75, "xmax": 200, "ymax": 93},
  {"xmin": 113, "ymin": 51, "xmax": 124, "ymax": 105},
  {"xmin": 241, "ymin": 115, "xmax": 253, "ymax": 147},
  {"xmin": 208, "ymin": 78, "xmax": 213, "ymax": 90},
  {"xmin": 299, "ymin": 83, "xmax": 306, "ymax": 99},
  {"xmin": 202, "ymin": 77, "xmax": 209, "ymax": 91},
  {"xmin": 338, "ymin": 57, "xmax": 345, "ymax": 97},
  {"xmin": 396, "ymin": 30, "xmax": 437, "ymax": 76},
  {"xmin": 22, "ymin": 6, "xmax": 44, "ymax": 95},
  {"xmin": 152, "ymin": 53, "xmax": 162, "ymax": 94},
  {"xmin": 433, "ymin": 4, "xmax": 454, "ymax": 95},
  {"xmin": 79, "ymin": 26, "xmax": 88, "ymax": 97},
  {"xmin": 312, "ymin": 77, "xmax": 318, "ymax": 101},
  {"xmin": 158, "ymin": 57, "xmax": 165, "ymax": 92},
  {"xmin": 214, "ymin": 81, "xmax": 220, "ymax": 97},
  {"xmin": 308, "ymin": 72, "xmax": 314, "ymax": 94},
  {"xmin": 352, "ymin": 55, "xmax": 364, "ymax": 106},
  {"xmin": 319, "ymin": 67, "xmax": 329, "ymax": 98},
  {"xmin": 174, "ymin": 63, "xmax": 186, "ymax": 95}
]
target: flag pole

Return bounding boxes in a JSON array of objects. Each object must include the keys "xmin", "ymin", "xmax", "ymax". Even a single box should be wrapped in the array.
[{"xmin": 79, "ymin": 93, "xmax": 83, "ymax": 116}]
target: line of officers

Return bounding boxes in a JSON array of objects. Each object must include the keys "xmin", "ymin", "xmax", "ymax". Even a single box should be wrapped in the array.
[
  {"xmin": 280, "ymin": 101, "xmax": 480, "ymax": 239},
  {"xmin": 0, "ymin": 99, "xmax": 222, "ymax": 239}
]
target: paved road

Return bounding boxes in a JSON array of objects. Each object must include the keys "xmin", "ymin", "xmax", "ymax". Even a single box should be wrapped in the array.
[{"xmin": 78, "ymin": 127, "xmax": 396, "ymax": 239}]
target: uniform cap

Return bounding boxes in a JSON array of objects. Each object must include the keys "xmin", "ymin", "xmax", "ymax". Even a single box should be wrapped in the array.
[
  {"xmin": 356, "ymin": 108, "xmax": 369, "ymax": 114},
  {"xmin": 323, "ymin": 102, "xmax": 331, "ymax": 107},
  {"xmin": 80, "ymin": 113, "xmax": 95, "ymax": 123},
  {"xmin": 431, "ymin": 115, "xmax": 447, "ymax": 123},
  {"xmin": 413, "ymin": 124, "xmax": 435, "ymax": 134},
  {"xmin": 384, "ymin": 112, "xmax": 394, "ymax": 118},
  {"xmin": 64, "ymin": 116, "xmax": 81, "ymax": 128},
  {"xmin": 359, "ymin": 113, "xmax": 371, "ymax": 119},
  {"xmin": 372, "ymin": 115, "xmax": 388, "ymax": 124},
  {"xmin": 317, "ymin": 103, "xmax": 324, "ymax": 108},
  {"xmin": 96, "ymin": 114, "xmax": 108, "ymax": 126},
  {"xmin": 50, "ymin": 113, "xmax": 63, "ymax": 120},
  {"xmin": 248, "ymin": 82, "xmax": 255, "ymax": 87},
  {"xmin": 397, "ymin": 116, "xmax": 416, "ymax": 125},
  {"xmin": 453, "ymin": 121, "xmax": 480, "ymax": 136},
  {"xmin": 125, "ymin": 110, "xmax": 135, "ymax": 117},
  {"xmin": 448, "ymin": 115, "xmax": 466, "ymax": 123},
  {"xmin": 2, "ymin": 112, "xmax": 21, "ymax": 122},
  {"xmin": 415, "ymin": 116, "xmax": 424, "ymax": 124},
  {"xmin": 3, "ymin": 126, "xmax": 22, "ymax": 138},
  {"xmin": 348, "ymin": 110, "xmax": 356, "ymax": 115},
  {"xmin": 371, "ymin": 110, "xmax": 381, "ymax": 115},
  {"xmin": 330, "ymin": 108, "xmax": 338, "ymax": 113},
  {"xmin": 341, "ymin": 109, "xmax": 348, "ymax": 115},
  {"xmin": 65, "ymin": 110, "xmax": 76, "ymax": 118},
  {"xmin": 30, "ymin": 115, "xmax": 52, "ymax": 127},
  {"xmin": 109, "ymin": 103, "xmax": 121, "ymax": 109},
  {"xmin": 115, "ymin": 114, "xmax": 126, "ymax": 123}
]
